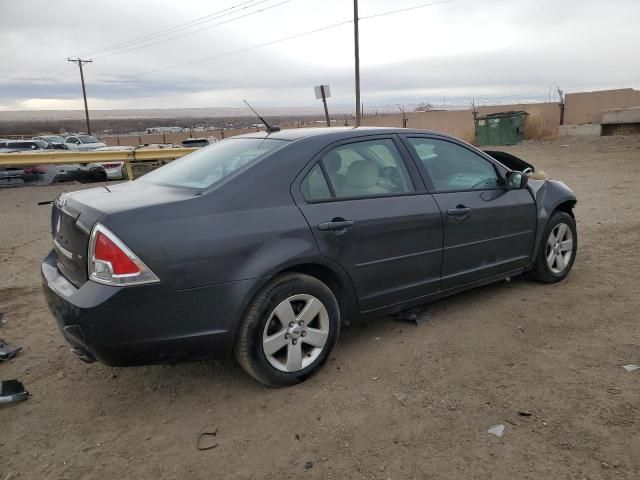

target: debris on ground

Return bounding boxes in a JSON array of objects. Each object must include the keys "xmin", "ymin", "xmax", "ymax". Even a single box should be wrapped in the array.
[
  {"xmin": 0, "ymin": 380, "xmax": 29, "ymax": 404},
  {"xmin": 518, "ymin": 410, "xmax": 533, "ymax": 417},
  {"xmin": 487, "ymin": 424, "xmax": 505, "ymax": 437},
  {"xmin": 393, "ymin": 392, "xmax": 408, "ymax": 404},
  {"xmin": 197, "ymin": 429, "xmax": 219, "ymax": 451},
  {"xmin": 304, "ymin": 461, "xmax": 313, "ymax": 470},
  {"xmin": 0, "ymin": 338, "xmax": 22, "ymax": 361},
  {"xmin": 622, "ymin": 365, "xmax": 639, "ymax": 372},
  {"xmin": 393, "ymin": 308, "xmax": 430, "ymax": 326}
]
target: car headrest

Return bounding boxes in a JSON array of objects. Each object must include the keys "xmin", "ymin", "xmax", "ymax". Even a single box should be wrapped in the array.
[
  {"xmin": 433, "ymin": 145, "xmax": 452, "ymax": 161},
  {"xmin": 345, "ymin": 160, "xmax": 379, "ymax": 189},
  {"xmin": 324, "ymin": 151, "xmax": 342, "ymax": 174}
]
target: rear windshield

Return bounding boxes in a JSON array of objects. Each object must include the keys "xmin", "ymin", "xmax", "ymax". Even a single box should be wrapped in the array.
[
  {"xmin": 44, "ymin": 136, "xmax": 65, "ymax": 143},
  {"xmin": 140, "ymin": 138, "xmax": 288, "ymax": 189},
  {"xmin": 79, "ymin": 135, "xmax": 99, "ymax": 143}
]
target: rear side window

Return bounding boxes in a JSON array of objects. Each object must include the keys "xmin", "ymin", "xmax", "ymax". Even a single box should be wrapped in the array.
[
  {"xmin": 301, "ymin": 138, "xmax": 414, "ymax": 202},
  {"xmin": 140, "ymin": 138, "xmax": 287, "ymax": 189},
  {"xmin": 300, "ymin": 164, "xmax": 331, "ymax": 201}
]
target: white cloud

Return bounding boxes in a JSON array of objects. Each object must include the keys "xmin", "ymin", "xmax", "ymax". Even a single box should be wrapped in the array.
[{"xmin": 1, "ymin": 0, "xmax": 639, "ymax": 110}]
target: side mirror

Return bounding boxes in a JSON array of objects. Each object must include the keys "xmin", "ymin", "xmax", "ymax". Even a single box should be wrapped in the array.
[{"xmin": 506, "ymin": 171, "xmax": 528, "ymax": 190}]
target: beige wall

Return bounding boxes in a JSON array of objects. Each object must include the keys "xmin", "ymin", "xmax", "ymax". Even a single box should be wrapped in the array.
[
  {"xmin": 565, "ymin": 88, "xmax": 640, "ymax": 124},
  {"xmin": 359, "ymin": 110, "xmax": 475, "ymax": 138},
  {"xmin": 407, "ymin": 110, "xmax": 475, "ymax": 138},
  {"xmin": 102, "ymin": 127, "xmax": 259, "ymax": 146},
  {"xmin": 100, "ymin": 88, "xmax": 640, "ymax": 146},
  {"xmin": 478, "ymin": 102, "xmax": 561, "ymax": 129}
]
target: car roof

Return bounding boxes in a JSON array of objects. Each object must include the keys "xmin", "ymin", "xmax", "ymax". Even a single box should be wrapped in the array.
[{"xmin": 232, "ymin": 126, "xmax": 455, "ymax": 142}]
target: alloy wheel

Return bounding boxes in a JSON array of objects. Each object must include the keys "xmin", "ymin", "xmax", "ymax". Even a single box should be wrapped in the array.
[
  {"xmin": 262, "ymin": 294, "xmax": 330, "ymax": 372},
  {"xmin": 546, "ymin": 222, "xmax": 574, "ymax": 274}
]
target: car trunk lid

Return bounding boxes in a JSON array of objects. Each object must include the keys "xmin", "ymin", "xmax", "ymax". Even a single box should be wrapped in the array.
[{"xmin": 50, "ymin": 182, "xmax": 195, "ymax": 288}]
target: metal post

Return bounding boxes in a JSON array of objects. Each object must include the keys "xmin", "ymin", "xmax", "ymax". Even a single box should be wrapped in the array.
[
  {"xmin": 320, "ymin": 85, "xmax": 331, "ymax": 127},
  {"xmin": 124, "ymin": 152, "xmax": 134, "ymax": 181},
  {"xmin": 68, "ymin": 58, "xmax": 93, "ymax": 135},
  {"xmin": 353, "ymin": 0, "xmax": 361, "ymax": 127}
]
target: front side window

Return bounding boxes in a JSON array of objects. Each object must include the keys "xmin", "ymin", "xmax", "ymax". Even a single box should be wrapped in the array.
[
  {"xmin": 313, "ymin": 139, "xmax": 414, "ymax": 200},
  {"xmin": 407, "ymin": 138, "xmax": 500, "ymax": 192},
  {"xmin": 140, "ymin": 138, "xmax": 287, "ymax": 189}
]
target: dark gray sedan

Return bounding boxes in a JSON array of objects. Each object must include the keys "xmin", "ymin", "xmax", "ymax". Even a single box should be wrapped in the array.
[{"xmin": 42, "ymin": 127, "xmax": 577, "ymax": 386}]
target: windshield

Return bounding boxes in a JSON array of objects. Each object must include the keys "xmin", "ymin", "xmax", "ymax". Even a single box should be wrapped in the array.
[
  {"xmin": 140, "ymin": 138, "xmax": 288, "ymax": 189},
  {"xmin": 44, "ymin": 136, "xmax": 65, "ymax": 143},
  {"xmin": 78, "ymin": 135, "xmax": 99, "ymax": 143}
]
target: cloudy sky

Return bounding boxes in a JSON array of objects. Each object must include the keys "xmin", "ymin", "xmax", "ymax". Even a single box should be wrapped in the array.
[{"xmin": 0, "ymin": 0, "xmax": 639, "ymax": 112}]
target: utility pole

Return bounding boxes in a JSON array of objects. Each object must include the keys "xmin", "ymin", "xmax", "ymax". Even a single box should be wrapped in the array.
[
  {"xmin": 398, "ymin": 104, "xmax": 407, "ymax": 128},
  {"xmin": 353, "ymin": 0, "xmax": 361, "ymax": 127},
  {"xmin": 557, "ymin": 86, "xmax": 565, "ymax": 125},
  {"xmin": 321, "ymin": 85, "xmax": 330, "ymax": 127},
  {"xmin": 68, "ymin": 58, "xmax": 93, "ymax": 135}
]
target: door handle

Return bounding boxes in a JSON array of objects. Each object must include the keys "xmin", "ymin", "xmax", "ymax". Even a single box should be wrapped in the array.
[
  {"xmin": 447, "ymin": 205, "xmax": 472, "ymax": 218},
  {"xmin": 318, "ymin": 220, "xmax": 355, "ymax": 231}
]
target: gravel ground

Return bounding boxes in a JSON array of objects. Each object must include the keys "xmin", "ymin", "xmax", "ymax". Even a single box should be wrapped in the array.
[{"xmin": 1, "ymin": 135, "xmax": 639, "ymax": 479}]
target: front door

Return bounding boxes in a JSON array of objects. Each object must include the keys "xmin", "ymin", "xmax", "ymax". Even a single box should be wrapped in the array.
[
  {"xmin": 294, "ymin": 136, "xmax": 443, "ymax": 312},
  {"xmin": 402, "ymin": 136, "xmax": 537, "ymax": 290}
]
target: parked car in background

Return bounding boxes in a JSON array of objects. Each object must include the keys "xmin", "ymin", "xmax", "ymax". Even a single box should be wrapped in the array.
[
  {"xmin": 33, "ymin": 135, "xmax": 70, "ymax": 149},
  {"xmin": 0, "ymin": 167, "xmax": 26, "ymax": 187},
  {"xmin": 42, "ymin": 127, "xmax": 578, "ymax": 387},
  {"xmin": 64, "ymin": 135, "xmax": 107, "ymax": 151},
  {"xmin": 181, "ymin": 137, "xmax": 217, "ymax": 148},
  {"xmin": 23, "ymin": 164, "xmax": 107, "ymax": 184},
  {"xmin": 94, "ymin": 146, "xmax": 129, "ymax": 180},
  {"xmin": 0, "ymin": 139, "xmax": 49, "ymax": 150}
]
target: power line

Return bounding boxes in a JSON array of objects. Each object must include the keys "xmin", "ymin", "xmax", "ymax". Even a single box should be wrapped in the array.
[
  {"xmin": 68, "ymin": 58, "xmax": 93, "ymax": 135},
  {"xmin": 24, "ymin": 62, "xmax": 69, "ymax": 81},
  {"xmin": 92, "ymin": 0, "xmax": 293, "ymax": 60},
  {"xmin": 118, "ymin": 0, "xmax": 453, "ymax": 80},
  {"xmin": 121, "ymin": 20, "xmax": 353, "ymax": 79},
  {"xmin": 77, "ymin": 0, "xmax": 270, "ymax": 58},
  {"xmin": 359, "ymin": 0, "xmax": 453, "ymax": 20}
]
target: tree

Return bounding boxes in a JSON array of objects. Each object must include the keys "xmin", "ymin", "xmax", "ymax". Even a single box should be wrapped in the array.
[{"xmin": 414, "ymin": 102, "xmax": 433, "ymax": 112}]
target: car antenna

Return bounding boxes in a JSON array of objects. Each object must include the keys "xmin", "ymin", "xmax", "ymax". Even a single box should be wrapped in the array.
[{"xmin": 243, "ymin": 100, "xmax": 280, "ymax": 133}]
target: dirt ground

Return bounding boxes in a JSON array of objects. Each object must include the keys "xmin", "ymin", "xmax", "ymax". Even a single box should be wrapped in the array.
[{"xmin": 1, "ymin": 135, "xmax": 639, "ymax": 479}]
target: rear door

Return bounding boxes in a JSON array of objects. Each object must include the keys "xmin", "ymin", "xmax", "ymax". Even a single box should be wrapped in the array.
[
  {"xmin": 293, "ymin": 135, "xmax": 443, "ymax": 312},
  {"xmin": 401, "ymin": 135, "xmax": 537, "ymax": 290}
]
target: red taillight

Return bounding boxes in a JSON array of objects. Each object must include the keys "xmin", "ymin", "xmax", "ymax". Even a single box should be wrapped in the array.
[
  {"xmin": 94, "ymin": 231, "xmax": 140, "ymax": 275},
  {"xmin": 24, "ymin": 165, "xmax": 47, "ymax": 174},
  {"xmin": 101, "ymin": 163, "xmax": 120, "ymax": 169},
  {"xmin": 88, "ymin": 223, "xmax": 159, "ymax": 286}
]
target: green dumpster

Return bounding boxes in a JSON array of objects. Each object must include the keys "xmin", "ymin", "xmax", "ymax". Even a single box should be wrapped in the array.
[{"xmin": 475, "ymin": 111, "xmax": 529, "ymax": 146}]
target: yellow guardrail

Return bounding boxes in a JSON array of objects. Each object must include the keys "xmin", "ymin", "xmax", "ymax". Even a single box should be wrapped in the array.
[{"xmin": 0, "ymin": 148, "xmax": 197, "ymax": 179}]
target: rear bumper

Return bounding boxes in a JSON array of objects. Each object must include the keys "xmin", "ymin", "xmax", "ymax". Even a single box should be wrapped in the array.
[{"xmin": 41, "ymin": 250, "xmax": 262, "ymax": 366}]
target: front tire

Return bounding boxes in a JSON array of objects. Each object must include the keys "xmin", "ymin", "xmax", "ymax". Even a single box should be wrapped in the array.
[
  {"xmin": 530, "ymin": 211, "xmax": 577, "ymax": 283},
  {"xmin": 235, "ymin": 273, "xmax": 340, "ymax": 387}
]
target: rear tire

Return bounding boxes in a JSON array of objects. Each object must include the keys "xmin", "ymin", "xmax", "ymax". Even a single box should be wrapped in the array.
[
  {"xmin": 235, "ymin": 273, "xmax": 340, "ymax": 387},
  {"xmin": 530, "ymin": 211, "xmax": 577, "ymax": 283}
]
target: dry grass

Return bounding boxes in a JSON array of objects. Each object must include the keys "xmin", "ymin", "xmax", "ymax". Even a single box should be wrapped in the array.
[
  {"xmin": 462, "ymin": 130, "xmax": 476, "ymax": 145},
  {"xmin": 523, "ymin": 109, "xmax": 555, "ymax": 140}
]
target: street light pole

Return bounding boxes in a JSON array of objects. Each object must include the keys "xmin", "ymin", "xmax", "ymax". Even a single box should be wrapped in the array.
[
  {"xmin": 353, "ymin": 0, "xmax": 361, "ymax": 127},
  {"xmin": 68, "ymin": 58, "xmax": 93, "ymax": 135}
]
